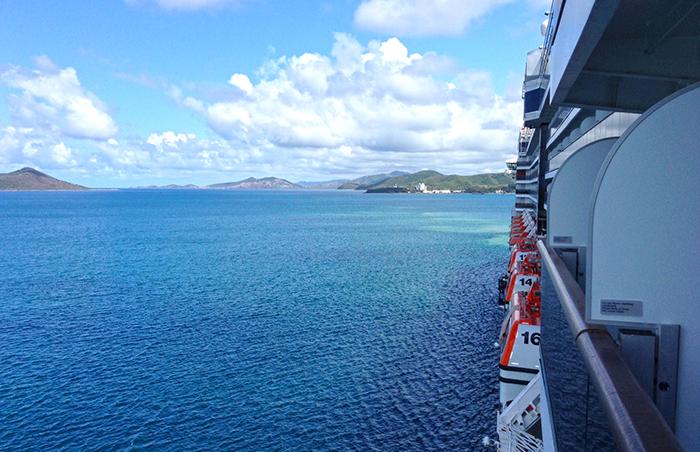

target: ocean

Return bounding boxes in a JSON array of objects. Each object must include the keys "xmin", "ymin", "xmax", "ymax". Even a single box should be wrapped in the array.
[{"xmin": 0, "ymin": 189, "xmax": 512, "ymax": 451}]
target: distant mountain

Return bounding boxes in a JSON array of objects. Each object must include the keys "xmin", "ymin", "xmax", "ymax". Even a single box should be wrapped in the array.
[
  {"xmin": 207, "ymin": 177, "xmax": 304, "ymax": 189},
  {"xmin": 368, "ymin": 170, "xmax": 515, "ymax": 193},
  {"xmin": 0, "ymin": 167, "xmax": 89, "ymax": 191},
  {"xmin": 127, "ymin": 171, "xmax": 414, "ymax": 191},
  {"xmin": 298, "ymin": 171, "xmax": 410, "ymax": 189},
  {"xmin": 309, "ymin": 182, "xmax": 347, "ymax": 189},
  {"xmin": 297, "ymin": 179, "xmax": 349, "ymax": 188},
  {"xmin": 132, "ymin": 184, "xmax": 201, "ymax": 189},
  {"xmin": 338, "ymin": 171, "xmax": 410, "ymax": 190},
  {"xmin": 370, "ymin": 170, "xmax": 443, "ymax": 188}
]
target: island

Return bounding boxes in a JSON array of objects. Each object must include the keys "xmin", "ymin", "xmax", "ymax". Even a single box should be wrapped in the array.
[
  {"xmin": 0, "ymin": 167, "xmax": 89, "ymax": 191},
  {"xmin": 358, "ymin": 170, "xmax": 515, "ymax": 194},
  {"xmin": 0, "ymin": 167, "xmax": 515, "ymax": 193}
]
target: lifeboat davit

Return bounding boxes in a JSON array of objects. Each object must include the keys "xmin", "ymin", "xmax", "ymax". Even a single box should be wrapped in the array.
[{"xmin": 509, "ymin": 214, "xmax": 536, "ymax": 246}]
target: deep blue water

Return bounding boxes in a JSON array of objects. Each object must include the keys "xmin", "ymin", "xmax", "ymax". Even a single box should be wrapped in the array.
[{"xmin": 0, "ymin": 190, "xmax": 512, "ymax": 451}]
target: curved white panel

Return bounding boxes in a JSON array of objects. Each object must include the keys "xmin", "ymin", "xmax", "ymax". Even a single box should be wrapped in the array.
[
  {"xmin": 547, "ymin": 137, "xmax": 616, "ymax": 248},
  {"xmin": 587, "ymin": 82, "xmax": 700, "ymax": 449}
]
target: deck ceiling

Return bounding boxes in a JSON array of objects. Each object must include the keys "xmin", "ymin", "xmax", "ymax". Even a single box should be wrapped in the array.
[{"xmin": 552, "ymin": 0, "xmax": 700, "ymax": 112}]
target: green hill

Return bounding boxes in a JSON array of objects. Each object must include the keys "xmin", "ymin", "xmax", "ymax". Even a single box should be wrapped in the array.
[
  {"xmin": 369, "ymin": 170, "xmax": 442, "ymax": 188},
  {"xmin": 338, "ymin": 171, "xmax": 409, "ymax": 190},
  {"xmin": 368, "ymin": 171, "xmax": 514, "ymax": 193},
  {"xmin": 0, "ymin": 167, "xmax": 89, "ymax": 191}
]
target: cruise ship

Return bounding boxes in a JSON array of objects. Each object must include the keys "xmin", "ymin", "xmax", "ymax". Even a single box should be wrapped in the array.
[{"xmin": 494, "ymin": 0, "xmax": 700, "ymax": 451}]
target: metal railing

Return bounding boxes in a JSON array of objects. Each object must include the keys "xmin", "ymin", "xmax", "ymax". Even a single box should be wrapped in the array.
[
  {"xmin": 537, "ymin": 241, "xmax": 683, "ymax": 452},
  {"xmin": 497, "ymin": 422, "xmax": 544, "ymax": 452}
]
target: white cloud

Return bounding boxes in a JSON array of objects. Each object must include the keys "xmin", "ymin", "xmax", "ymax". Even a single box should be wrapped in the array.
[
  {"xmin": 0, "ymin": 57, "xmax": 118, "ymax": 140},
  {"xmin": 354, "ymin": 0, "xmax": 514, "ymax": 36},
  {"xmin": 228, "ymin": 74, "xmax": 253, "ymax": 94},
  {"xmin": 103, "ymin": 132, "xmax": 269, "ymax": 175},
  {"xmin": 0, "ymin": 36, "xmax": 521, "ymax": 185},
  {"xmin": 379, "ymin": 38, "xmax": 418, "ymax": 63},
  {"xmin": 147, "ymin": 131, "xmax": 192, "ymax": 148},
  {"xmin": 51, "ymin": 142, "xmax": 77, "ymax": 166},
  {"xmin": 173, "ymin": 35, "xmax": 521, "ymax": 177},
  {"xmin": 32, "ymin": 55, "xmax": 61, "ymax": 74},
  {"xmin": 0, "ymin": 126, "xmax": 80, "ymax": 168},
  {"xmin": 331, "ymin": 33, "xmax": 366, "ymax": 75},
  {"xmin": 183, "ymin": 96, "xmax": 206, "ymax": 113}
]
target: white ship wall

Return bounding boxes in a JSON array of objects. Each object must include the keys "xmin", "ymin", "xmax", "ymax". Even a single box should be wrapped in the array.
[{"xmin": 587, "ymin": 82, "xmax": 700, "ymax": 450}]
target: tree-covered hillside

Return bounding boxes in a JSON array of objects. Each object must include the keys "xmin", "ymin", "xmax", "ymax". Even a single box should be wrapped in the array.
[{"xmin": 368, "ymin": 171, "xmax": 514, "ymax": 193}]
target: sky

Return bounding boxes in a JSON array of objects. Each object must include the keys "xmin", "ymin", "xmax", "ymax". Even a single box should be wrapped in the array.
[{"xmin": 0, "ymin": 0, "xmax": 549, "ymax": 187}]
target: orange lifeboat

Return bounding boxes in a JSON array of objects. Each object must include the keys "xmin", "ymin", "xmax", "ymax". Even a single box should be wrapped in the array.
[
  {"xmin": 499, "ymin": 282, "xmax": 541, "ymax": 407},
  {"xmin": 504, "ymin": 254, "xmax": 541, "ymax": 303}
]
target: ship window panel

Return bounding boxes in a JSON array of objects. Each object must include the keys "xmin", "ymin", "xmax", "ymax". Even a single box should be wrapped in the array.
[
  {"xmin": 601, "ymin": 116, "xmax": 609, "ymax": 137},
  {"xmin": 580, "ymin": 134, "xmax": 589, "ymax": 150},
  {"xmin": 611, "ymin": 114, "xmax": 621, "ymax": 137},
  {"xmin": 548, "ymin": 107, "xmax": 578, "ymax": 143},
  {"xmin": 595, "ymin": 110, "xmax": 610, "ymax": 122},
  {"xmin": 549, "ymin": 111, "xmax": 642, "ymax": 169},
  {"xmin": 525, "ymin": 88, "xmax": 546, "ymax": 114},
  {"xmin": 607, "ymin": 114, "xmax": 615, "ymax": 136}
]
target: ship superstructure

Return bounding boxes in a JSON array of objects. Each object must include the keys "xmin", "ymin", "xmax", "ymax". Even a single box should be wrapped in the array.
[{"xmin": 495, "ymin": 1, "xmax": 700, "ymax": 451}]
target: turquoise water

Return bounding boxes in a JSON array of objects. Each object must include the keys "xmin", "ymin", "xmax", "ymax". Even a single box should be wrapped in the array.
[{"xmin": 0, "ymin": 190, "xmax": 512, "ymax": 451}]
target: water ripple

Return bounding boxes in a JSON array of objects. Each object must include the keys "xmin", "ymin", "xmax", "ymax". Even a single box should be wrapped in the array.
[{"xmin": 0, "ymin": 191, "xmax": 512, "ymax": 451}]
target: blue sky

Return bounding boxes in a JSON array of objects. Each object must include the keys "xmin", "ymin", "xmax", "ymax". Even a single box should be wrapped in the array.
[{"xmin": 0, "ymin": 0, "xmax": 548, "ymax": 187}]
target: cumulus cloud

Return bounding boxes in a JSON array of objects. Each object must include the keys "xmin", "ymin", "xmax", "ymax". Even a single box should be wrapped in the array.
[
  {"xmin": 93, "ymin": 131, "xmax": 273, "ymax": 177},
  {"xmin": 0, "ymin": 36, "xmax": 521, "ymax": 184},
  {"xmin": 0, "ymin": 126, "xmax": 79, "ymax": 168},
  {"xmin": 176, "ymin": 34, "xmax": 521, "ymax": 176},
  {"xmin": 0, "ymin": 56, "xmax": 118, "ymax": 140},
  {"xmin": 147, "ymin": 131, "xmax": 196, "ymax": 149},
  {"xmin": 228, "ymin": 74, "xmax": 253, "ymax": 94},
  {"xmin": 354, "ymin": 0, "xmax": 514, "ymax": 36},
  {"xmin": 379, "ymin": 38, "xmax": 420, "ymax": 63}
]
